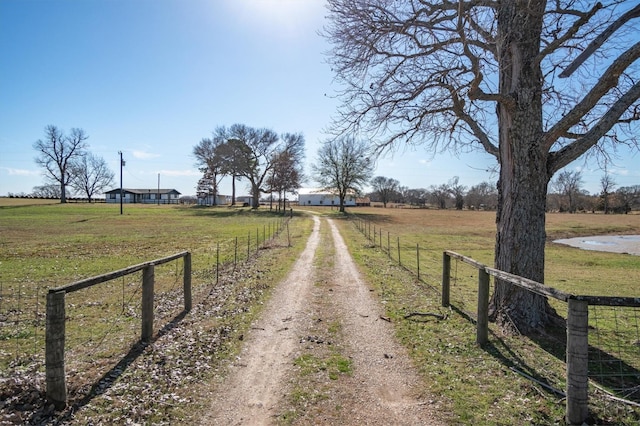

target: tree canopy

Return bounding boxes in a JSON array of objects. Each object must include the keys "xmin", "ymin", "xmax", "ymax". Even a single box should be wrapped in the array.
[
  {"xmin": 194, "ymin": 124, "xmax": 305, "ymax": 208},
  {"xmin": 371, "ymin": 176, "xmax": 400, "ymax": 207},
  {"xmin": 324, "ymin": 1, "xmax": 640, "ymax": 332},
  {"xmin": 33, "ymin": 125, "xmax": 89, "ymax": 203},
  {"xmin": 313, "ymin": 136, "xmax": 374, "ymax": 213}
]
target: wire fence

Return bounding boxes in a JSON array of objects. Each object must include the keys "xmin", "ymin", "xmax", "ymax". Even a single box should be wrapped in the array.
[
  {"xmin": 0, "ymin": 216, "xmax": 290, "ymax": 373},
  {"xmin": 588, "ymin": 304, "xmax": 640, "ymax": 401},
  {"xmin": 351, "ymin": 215, "xmax": 640, "ymax": 409}
]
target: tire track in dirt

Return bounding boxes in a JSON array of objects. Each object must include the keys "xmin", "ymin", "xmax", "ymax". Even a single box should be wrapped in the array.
[
  {"xmin": 201, "ymin": 215, "xmax": 441, "ymax": 425},
  {"xmin": 311, "ymin": 218, "xmax": 441, "ymax": 425},
  {"xmin": 201, "ymin": 216, "xmax": 321, "ymax": 425}
]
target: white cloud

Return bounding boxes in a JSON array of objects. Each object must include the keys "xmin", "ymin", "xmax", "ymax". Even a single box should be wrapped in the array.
[
  {"xmin": 0, "ymin": 166, "xmax": 39, "ymax": 176},
  {"xmin": 159, "ymin": 169, "xmax": 200, "ymax": 177},
  {"xmin": 131, "ymin": 150, "xmax": 161, "ymax": 160},
  {"xmin": 611, "ymin": 168, "xmax": 629, "ymax": 176}
]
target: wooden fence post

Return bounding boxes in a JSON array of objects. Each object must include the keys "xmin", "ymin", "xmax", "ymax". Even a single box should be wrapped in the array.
[
  {"xmin": 416, "ymin": 243, "xmax": 420, "ymax": 280},
  {"xmin": 397, "ymin": 237, "xmax": 401, "ymax": 266},
  {"xmin": 566, "ymin": 298, "xmax": 589, "ymax": 425},
  {"xmin": 477, "ymin": 268, "xmax": 490, "ymax": 345},
  {"xmin": 442, "ymin": 252, "xmax": 450, "ymax": 307},
  {"xmin": 46, "ymin": 290, "xmax": 67, "ymax": 409},
  {"xmin": 387, "ymin": 232, "xmax": 390, "ymax": 258},
  {"xmin": 141, "ymin": 264, "xmax": 154, "ymax": 342},
  {"xmin": 183, "ymin": 252, "xmax": 192, "ymax": 312},
  {"xmin": 234, "ymin": 236, "xmax": 238, "ymax": 268}
]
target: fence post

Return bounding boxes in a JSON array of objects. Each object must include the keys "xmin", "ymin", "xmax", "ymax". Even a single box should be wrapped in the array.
[
  {"xmin": 477, "ymin": 268, "xmax": 490, "ymax": 345},
  {"xmin": 46, "ymin": 290, "xmax": 67, "ymax": 409},
  {"xmin": 234, "ymin": 236, "xmax": 238, "ymax": 268},
  {"xmin": 566, "ymin": 298, "xmax": 589, "ymax": 425},
  {"xmin": 397, "ymin": 237, "xmax": 401, "ymax": 266},
  {"xmin": 183, "ymin": 252, "xmax": 192, "ymax": 312},
  {"xmin": 387, "ymin": 232, "xmax": 390, "ymax": 258},
  {"xmin": 416, "ymin": 244, "xmax": 420, "ymax": 280},
  {"xmin": 442, "ymin": 252, "xmax": 450, "ymax": 307},
  {"xmin": 141, "ymin": 264, "xmax": 154, "ymax": 342}
]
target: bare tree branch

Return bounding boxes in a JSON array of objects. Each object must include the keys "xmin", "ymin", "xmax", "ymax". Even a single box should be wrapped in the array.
[{"xmin": 560, "ymin": 3, "xmax": 640, "ymax": 77}]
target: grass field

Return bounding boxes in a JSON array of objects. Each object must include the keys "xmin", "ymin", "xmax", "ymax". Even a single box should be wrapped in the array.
[
  {"xmin": 332, "ymin": 206, "xmax": 640, "ymax": 424},
  {"xmin": 1, "ymin": 201, "xmax": 638, "ymax": 424},
  {"xmin": 0, "ymin": 202, "xmax": 297, "ymax": 367}
]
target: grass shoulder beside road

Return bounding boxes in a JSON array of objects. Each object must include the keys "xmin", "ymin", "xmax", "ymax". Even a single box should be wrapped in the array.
[
  {"xmin": 0, "ymin": 202, "xmax": 313, "ymax": 424},
  {"xmin": 333, "ymin": 207, "xmax": 640, "ymax": 425}
]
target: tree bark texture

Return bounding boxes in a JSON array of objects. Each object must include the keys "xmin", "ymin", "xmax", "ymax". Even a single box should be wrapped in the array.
[{"xmin": 490, "ymin": 0, "xmax": 560, "ymax": 333}]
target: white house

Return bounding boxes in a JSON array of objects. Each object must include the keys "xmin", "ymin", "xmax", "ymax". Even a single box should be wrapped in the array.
[
  {"xmin": 236, "ymin": 196, "xmax": 254, "ymax": 206},
  {"xmin": 197, "ymin": 194, "xmax": 231, "ymax": 206},
  {"xmin": 298, "ymin": 188, "xmax": 356, "ymax": 207}
]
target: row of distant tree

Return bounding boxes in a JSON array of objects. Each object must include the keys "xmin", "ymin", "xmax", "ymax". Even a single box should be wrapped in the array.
[
  {"xmin": 367, "ymin": 172, "xmax": 640, "ymax": 213},
  {"xmin": 193, "ymin": 124, "xmax": 305, "ymax": 209},
  {"xmin": 17, "ymin": 124, "xmax": 639, "ymax": 215},
  {"xmin": 25, "ymin": 125, "xmax": 115, "ymax": 202},
  {"xmin": 193, "ymin": 125, "xmax": 376, "ymax": 213}
]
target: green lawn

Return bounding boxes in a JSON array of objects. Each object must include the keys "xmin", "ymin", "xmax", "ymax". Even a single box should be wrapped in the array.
[
  {"xmin": 0, "ymin": 202, "xmax": 296, "ymax": 367},
  {"xmin": 338, "ymin": 207, "xmax": 640, "ymax": 425}
]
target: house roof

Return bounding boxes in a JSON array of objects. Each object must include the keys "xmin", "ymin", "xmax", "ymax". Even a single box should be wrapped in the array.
[
  {"xmin": 298, "ymin": 188, "xmax": 357, "ymax": 196},
  {"xmin": 104, "ymin": 188, "xmax": 181, "ymax": 195},
  {"xmin": 298, "ymin": 188, "xmax": 334, "ymax": 195}
]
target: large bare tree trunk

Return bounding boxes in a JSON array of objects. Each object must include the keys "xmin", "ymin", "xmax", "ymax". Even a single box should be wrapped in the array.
[
  {"xmin": 231, "ymin": 175, "xmax": 236, "ymax": 205},
  {"xmin": 251, "ymin": 181, "xmax": 260, "ymax": 209},
  {"xmin": 60, "ymin": 183, "xmax": 67, "ymax": 204},
  {"xmin": 489, "ymin": 0, "xmax": 561, "ymax": 333}
]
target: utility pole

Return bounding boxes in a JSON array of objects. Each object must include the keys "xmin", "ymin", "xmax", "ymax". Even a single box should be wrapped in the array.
[{"xmin": 119, "ymin": 151, "xmax": 125, "ymax": 215}]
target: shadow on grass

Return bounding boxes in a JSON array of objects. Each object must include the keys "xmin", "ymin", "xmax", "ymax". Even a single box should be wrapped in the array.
[
  {"xmin": 346, "ymin": 211, "xmax": 395, "ymax": 224},
  {"xmin": 448, "ymin": 302, "xmax": 640, "ymax": 406},
  {"xmin": 528, "ymin": 327, "xmax": 640, "ymax": 404},
  {"xmin": 189, "ymin": 205, "xmax": 296, "ymax": 219},
  {"xmin": 42, "ymin": 310, "xmax": 190, "ymax": 423}
]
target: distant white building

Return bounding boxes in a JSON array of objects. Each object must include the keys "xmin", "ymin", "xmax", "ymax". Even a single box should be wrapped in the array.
[
  {"xmin": 197, "ymin": 194, "xmax": 231, "ymax": 206},
  {"xmin": 298, "ymin": 188, "xmax": 356, "ymax": 207},
  {"xmin": 236, "ymin": 196, "xmax": 254, "ymax": 206}
]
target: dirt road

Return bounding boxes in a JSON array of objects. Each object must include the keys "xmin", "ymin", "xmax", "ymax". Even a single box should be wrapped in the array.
[{"xmin": 202, "ymin": 216, "xmax": 441, "ymax": 425}]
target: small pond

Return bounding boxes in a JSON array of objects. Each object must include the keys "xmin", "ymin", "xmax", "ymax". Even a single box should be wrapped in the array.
[{"xmin": 553, "ymin": 235, "xmax": 640, "ymax": 256}]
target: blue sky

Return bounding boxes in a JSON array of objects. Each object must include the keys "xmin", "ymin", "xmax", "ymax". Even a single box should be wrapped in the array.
[{"xmin": 1, "ymin": 0, "xmax": 637, "ymax": 198}]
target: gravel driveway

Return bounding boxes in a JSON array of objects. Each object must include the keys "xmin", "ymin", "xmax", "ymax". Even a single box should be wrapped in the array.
[{"xmin": 202, "ymin": 215, "xmax": 441, "ymax": 425}]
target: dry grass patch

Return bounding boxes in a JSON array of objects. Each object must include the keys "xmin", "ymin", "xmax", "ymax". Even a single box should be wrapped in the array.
[
  {"xmin": 334, "ymin": 208, "xmax": 640, "ymax": 425},
  {"xmin": 0, "ymin": 203, "xmax": 313, "ymax": 424}
]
